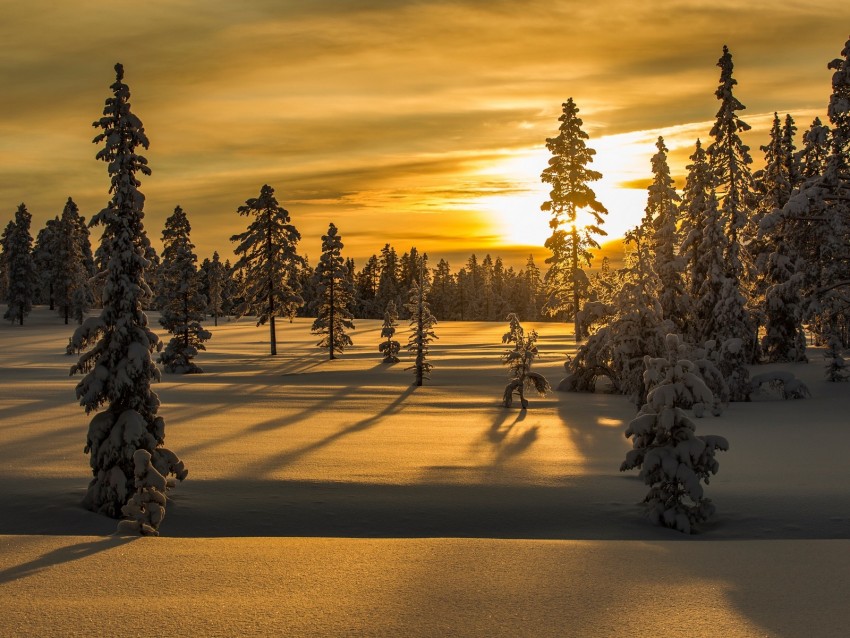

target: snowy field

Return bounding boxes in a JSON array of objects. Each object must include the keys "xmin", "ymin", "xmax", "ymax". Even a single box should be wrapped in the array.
[{"xmin": 1, "ymin": 308, "xmax": 849, "ymax": 637}]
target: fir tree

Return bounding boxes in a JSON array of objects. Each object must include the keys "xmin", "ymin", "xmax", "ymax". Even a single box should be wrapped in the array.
[
  {"xmin": 797, "ymin": 117, "xmax": 831, "ymax": 179},
  {"xmin": 230, "ymin": 184, "xmax": 303, "ymax": 355},
  {"xmin": 3, "ymin": 204, "xmax": 35, "ymax": 326},
  {"xmin": 69, "ymin": 63, "xmax": 186, "ymax": 533},
  {"xmin": 206, "ymin": 251, "xmax": 226, "ymax": 327},
  {"xmin": 0, "ymin": 220, "xmax": 13, "ymax": 303},
  {"xmin": 679, "ymin": 139, "xmax": 713, "ymax": 323},
  {"xmin": 32, "ymin": 216, "xmax": 60, "ymax": 309},
  {"xmin": 565, "ymin": 222, "xmax": 669, "ymax": 405},
  {"xmin": 54, "ymin": 198, "xmax": 92, "ymax": 325},
  {"xmin": 379, "ymin": 299, "xmax": 401, "ymax": 363},
  {"xmin": 646, "ymin": 137, "xmax": 687, "ymax": 331},
  {"xmin": 540, "ymin": 98, "xmax": 608, "ymax": 340},
  {"xmin": 620, "ymin": 334, "xmax": 729, "ymax": 534},
  {"xmin": 156, "ymin": 206, "xmax": 211, "ymax": 374},
  {"xmin": 501, "ymin": 313, "xmax": 550, "ymax": 408},
  {"xmin": 406, "ymin": 268, "xmax": 437, "ymax": 386},
  {"xmin": 311, "ymin": 223, "xmax": 355, "ymax": 359},
  {"xmin": 707, "ymin": 45, "xmax": 756, "ymax": 361}
]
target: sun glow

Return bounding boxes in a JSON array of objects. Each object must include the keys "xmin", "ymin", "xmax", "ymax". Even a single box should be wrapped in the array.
[{"xmin": 471, "ymin": 144, "xmax": 651, "ymax": 250}]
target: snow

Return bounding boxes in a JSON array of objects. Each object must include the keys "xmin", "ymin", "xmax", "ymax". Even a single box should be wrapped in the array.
[{"xmin": 1, "ymin": 308, "xmax": 849, "ymax": 636}]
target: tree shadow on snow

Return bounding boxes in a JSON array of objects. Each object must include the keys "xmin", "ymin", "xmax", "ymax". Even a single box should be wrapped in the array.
[
  {"xmin": 0, "ymin": 535, "xmax": 136, "ymax": 585},
  {"xmin": 486, "ymin": 409, "xmax": 539, "ymax": 461},
  {"xmin": 253, "ymin": 384, "xmax": 418, "ymax": 477}
]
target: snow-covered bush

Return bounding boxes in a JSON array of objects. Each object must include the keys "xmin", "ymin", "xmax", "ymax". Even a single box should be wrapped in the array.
[
  {"xmin": 749, "ymin": 370, "xmax": 811, "ymax": 399},
  {"xmin": 621, "ymin": 334, "xmax": 729, "ymax": 534},
  {"xmin": 501, "ymin": 313, "xmax": 550, "ymax": 408}
]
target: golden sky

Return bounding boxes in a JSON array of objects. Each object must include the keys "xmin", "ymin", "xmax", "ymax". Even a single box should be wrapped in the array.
[{"xmin": 0, "ymin": 1, "xmax": 847, "ymax": 267}]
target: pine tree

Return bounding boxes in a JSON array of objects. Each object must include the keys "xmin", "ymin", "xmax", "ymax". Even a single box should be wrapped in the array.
[
  {"xmin": 679, "ymin": 140, "xmax": 714, "ymax": 324},
  {"xmin": 311, "ymin": 223, "xmax": 355, "ymax": 359},
  {"xmin": 206, "ymin": 251, "xmax": 226, "ymax": 327},
  {"xmin": 540, "ymin": 98, "xmax": 608, "ymax": 341},
  {"xmin": 54, "ymin": 198, "xmax": 92, "ymax": 325},
  {"xmin": 753, "ymin": 115, "xmax": 807, "ymax": 362},
  {"xmin": 501, "ymin": 313, "xmax": 550, "ymax": 408},
  {"xmin": 230, "ymin": 184, "xmax": 303, "ymax": 355},
  {"xmin": 3, "ymin": 204, "xmax": 35, "ymax": 326},
  {"xmin": 379, "ymin": 299, "xmax": 400, "ymax": 363},
  {"xmin": 32, "ymin": 216, "xmax": 60, "ymax": 309},
  {"xmin": 646, "ymin": 137, "xmax": 687, "ymax": 331},
  {"xmin": 565, "ymin": 221, "xmax": 669, "ymax": 405},
  {"xmin": 0, "ymin": 220, "xmax": 13, "ymax": 304},
  {"xmin": 406, "ymin": 268, "xmax": 437, "ymax": 386},
  {"xmin": 69, "ymin": 63, "xmax": 186, "ymax": 533},
  {"xmin": 797, "ymin": 117, "xmax": 831, "ymax": 179},
  {"xmin": 707, "ymin": 45, "xmax": 756, "ymax": 361},
  {"xmin": 620, "ymin": 334, "xmax": 729, "ymax": 534},
  {"xmin": 157, "ymin": 206, "xmax": 211, "ymax": 373}
]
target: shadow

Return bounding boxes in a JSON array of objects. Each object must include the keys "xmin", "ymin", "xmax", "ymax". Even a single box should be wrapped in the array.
[
  {"xmin": 0, "ymin": 536, "xmax": 137, "ymax": 584},
  {"xmin": 254, "ymin": 384, "xmax": 417, "ymax": 477},
  {"xmin": 485, "ymin": 409, "xmax": 539, "ymax": 461}
]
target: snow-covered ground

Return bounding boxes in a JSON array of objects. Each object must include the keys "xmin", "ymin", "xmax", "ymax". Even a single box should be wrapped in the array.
[{"xmin": 1, "ymin": 308, "xmax": 848, "ymax": 636}]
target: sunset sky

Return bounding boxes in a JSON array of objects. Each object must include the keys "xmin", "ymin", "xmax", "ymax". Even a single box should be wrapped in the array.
[{"xmin": 1, "ymin": 1, "xmax": 848, "ymax": 268}]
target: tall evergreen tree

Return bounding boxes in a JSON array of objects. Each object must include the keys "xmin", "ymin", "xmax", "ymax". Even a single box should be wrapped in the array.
[
  {"xmin": 231, "ymin": 184, "xmax": 303, "ymax": 355},
  {"xmin": 679, "ymin": 139, "xmax": 713, "ymax": 320},
  {"xmin": 55, "ymin": 198, "xmax": 92, "ymax": 325},
  {"xmin": 406, "ymin": 268, "xmax": 437, "ymax": 386},
  {"xmin": 69, "ymin": 63, "xmax": 186, "ymax": 533},
  {"xmin": 206, "ymin": 251, "xmax": 226, "ymax": 327},
  {"xmin": 0, "ymin": 220, "xmax": 14, "ymax": 304},
  {"xmin": 156, "ymin": 206, "xmax": 210, "ymax": 373},
  {"xmin": 32, "ymin": 216, "xmax": 60, "ymax": 309},
  {"xmin": 645, "ymin": 137, "xmax": 687, "ymax": 330},
  {"xmin": 797, "ymin": 117, "xmax": 831, "ymax": 179},
  {"xmin": 540, "ymin": 98, "xmax": 608, "ymax": 341},
  {"xmin": 379, "ymin": 299, "xmax": 400, "ymax": 363},
  {"xmin": 3, "ymin": 204, "xmax": 35, "ymax": 326},
  {"xmin": 707, "ymin": 45, "xmax": 755, "ymax": 359},
  {"xmin": 311, "ymin": 223, "xmax": 355, "ymax": 359}
]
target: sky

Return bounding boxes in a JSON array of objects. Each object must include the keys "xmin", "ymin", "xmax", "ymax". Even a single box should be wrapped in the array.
[{"xmin": 0, "ymin": 1, "xmax": 848, "ymax": 268}]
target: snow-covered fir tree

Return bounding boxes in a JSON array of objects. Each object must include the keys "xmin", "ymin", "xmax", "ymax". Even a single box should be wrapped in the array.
[
  {"xmin": 707, "ymin": 45, "xmax": 756, "ymax": 361},
  {"xmin": 406, "ymin": 268, "xmax": 437, "ymax": 386},
  {"xmin": 156, "ymin": 205, "xmax": 211, "ymax": 374},
  {"xmin": 501, "ymin": 313, "xmax": 550, "ymax": 408},
  {"xmin": 540, "ymin": 98, "xmax": 608, "ymax": 341},
  {"xmin": 679, "ymin": 140, "xmax": 713, "ymax": 332},
  {"xmin": 54, "ymin": 198, "xmax": 93, "ymax": 325},
  {"xmin": 565, "ymin": 222, "xmax": 670, "ymax": 405},
  {"xmin": 646, "ymin": 137, "xmax": 687, "ymax": 331},
  {"xmin": 69, "ymin": 63, "xmax": 186, "ymax": 532},
  {"xmin": 762, "ymin": 37, "xmax": 850, "ymax": 375},
  {"xmin": 3, "ymin": 203, "xmax": 35, "ymax": 326},
  {"xmin": 230, "ymin": 184, "xmax": 303, "ymax": 355},
  {"xmin": 620, "ymin": 334, "xmax": 729, "ymax": 534},
  {"xmin": 311, "ymin": 223, "xmax": 355, "ymax": 359},
  {"xmin": 797, "ymin": 117, "xmax": 831, "ymax": 179},
  {"xmin": 379, "ymin": 299, "xmax": 400, "ymax": 363}
]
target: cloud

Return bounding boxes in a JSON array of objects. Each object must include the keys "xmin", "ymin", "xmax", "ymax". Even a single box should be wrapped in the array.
[{"xmin": 1, "ymin": 0, "xmax": 848, "ymax": 264}]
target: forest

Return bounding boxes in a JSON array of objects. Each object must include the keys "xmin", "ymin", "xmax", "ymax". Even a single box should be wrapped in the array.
[{"xmin": 1, "ymin": 36, "xmax": 849, "ymax": 538}]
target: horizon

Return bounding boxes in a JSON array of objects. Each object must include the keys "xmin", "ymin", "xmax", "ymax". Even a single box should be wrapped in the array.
[{"xmin": 1, "ymin": 2, "xmax": 847, "ymax": 267}]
